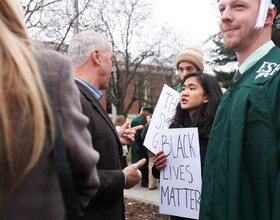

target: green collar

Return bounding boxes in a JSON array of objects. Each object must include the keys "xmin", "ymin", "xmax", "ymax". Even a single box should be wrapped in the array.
[{"xmin": 239, "ymin": 40, "xmax": 275, "ymax": 74}]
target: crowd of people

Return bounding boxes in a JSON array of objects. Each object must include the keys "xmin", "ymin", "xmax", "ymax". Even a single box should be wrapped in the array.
[{"xmin": 0, "ymin": 0, "xmax": 280, "ymax": 220}]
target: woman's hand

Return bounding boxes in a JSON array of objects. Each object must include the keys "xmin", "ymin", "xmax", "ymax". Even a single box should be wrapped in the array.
[{"xmin": 154, "ymin": 150, "xmax": 167, "ymax": 170}]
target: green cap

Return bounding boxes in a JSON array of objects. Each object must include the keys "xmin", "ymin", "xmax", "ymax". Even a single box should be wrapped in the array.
[{"xmin": 140, "ymin": 107, "xmax": 153, "ymax": 114}]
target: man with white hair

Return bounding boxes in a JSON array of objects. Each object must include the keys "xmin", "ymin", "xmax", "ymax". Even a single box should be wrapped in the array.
[
  {"xmin": 68, "ymin": 31, "xmax": 146, "ymax": 220},
  {"xmin": 200, "ymin": 0, "xmax": 280, "ymax": 219}
]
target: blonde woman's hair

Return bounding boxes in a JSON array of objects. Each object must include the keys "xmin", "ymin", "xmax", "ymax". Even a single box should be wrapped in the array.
[{"xmin": 0, "ymin": 0, "xmax": 55, "ymax": 207}]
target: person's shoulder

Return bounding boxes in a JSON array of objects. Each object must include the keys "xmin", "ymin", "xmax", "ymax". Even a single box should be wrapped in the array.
[
  {"xmin": 35, "ymin": 49, "xmax": 71, "ymax": 67},
  {"xmin": 253, "ymin": 47, "xmax": 280, "ymax": 85},
  {"xmin": 38, "ymin": 49, "xmax": 69, "ymax": 59},
  {"xmin": 175, "ymin": 83, "xmax": 181, "ymax": 92},
  {"xmin": 133, "ymin": 115, "xmax": 142, "ymax": 120},
  {"xmin": 131, "ymin": 115, "xmax": 142, "ymax": 124},
  {"xmin": 272, "ymin": 46, "xmax": 280, "ymax": 53}
]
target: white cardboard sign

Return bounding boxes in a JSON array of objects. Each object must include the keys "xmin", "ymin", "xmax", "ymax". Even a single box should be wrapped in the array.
[
  {"xmin": 159, "ymin": 128, "xmax": 201, "ymax": 219},
  {"xmin": 143, "ymin": 84, "xmax": 180, "ymax": 154}
]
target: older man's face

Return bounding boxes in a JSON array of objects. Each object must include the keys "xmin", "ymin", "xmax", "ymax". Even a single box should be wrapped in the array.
[{"xmin": 98, "ymin": 42, "xmax": 115, "ymax": 90}]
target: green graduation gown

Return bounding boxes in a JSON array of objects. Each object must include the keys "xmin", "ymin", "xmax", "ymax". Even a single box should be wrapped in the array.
[
  {"xmin": 200, "ymin": 47, "xmax": 280, "ymax": 220},
  {"xmin": 130, "ymin": 115, "xmax": 143, "ymax": 163}
]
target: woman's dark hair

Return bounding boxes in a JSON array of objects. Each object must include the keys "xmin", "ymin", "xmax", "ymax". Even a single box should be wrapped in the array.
[
  {"xmin": 170, "ymin": 71, "xmax": 222, "ymax": 135},
  {"xmin": 139, "ymin": 113, "xmax": 152, "ymax": 126}
]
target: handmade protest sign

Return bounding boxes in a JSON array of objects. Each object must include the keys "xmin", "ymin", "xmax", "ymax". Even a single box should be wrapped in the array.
[
  {"xmin": 143, "ymin": 84, "xmax": 180, "ymax": 154},
  {"xmin": 159, "ymin": 128, "xmax": 201, "ymax": 219}
]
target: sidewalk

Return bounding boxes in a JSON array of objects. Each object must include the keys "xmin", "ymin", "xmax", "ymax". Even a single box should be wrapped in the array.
[{"xmin": 124, "ymin": 182, "xmax": 160, "ymax": 206}]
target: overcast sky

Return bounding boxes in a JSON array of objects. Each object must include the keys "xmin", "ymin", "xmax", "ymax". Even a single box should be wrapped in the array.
[
  {"xmin": 152, "ymin": 0, "xmax": 220, "ymax": 47},
  {"xmin": 149, "ymin": 0, "xmax": 222, "ymax": 73}
]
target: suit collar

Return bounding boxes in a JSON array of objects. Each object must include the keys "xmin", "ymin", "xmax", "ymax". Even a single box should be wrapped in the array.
[
  {"xmin": 74, "ymin": 76, "xmax": 102, "ymax": 100},
  {"xmin": 75, "ymin": 80, "xmax": 121, "ymax": 143}
]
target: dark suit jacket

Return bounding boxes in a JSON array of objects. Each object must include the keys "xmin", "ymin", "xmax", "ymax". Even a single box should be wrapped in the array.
[
  {"xmin": 75, "ymin": 81, "xmax": 125, "ymax": 220},
  {"xmin": 1, "ymin": 50, "xmax": 100, "ymax": 220}
]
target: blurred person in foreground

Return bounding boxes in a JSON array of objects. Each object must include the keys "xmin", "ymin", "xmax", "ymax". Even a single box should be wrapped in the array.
[
  {"xmin": 68, "ymin": 30, "xmax": 146, "ymax": 220},
  {"xmin": 200, "ymin": 0, "xmax": 280, "ymax": 219},
  {"xmin": 0, "ymin": 1, "xmax": 100, "ymax": 219}
]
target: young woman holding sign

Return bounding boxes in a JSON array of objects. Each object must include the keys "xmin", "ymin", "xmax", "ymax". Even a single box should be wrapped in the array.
[{"xmin": 152, "ymin": 72, "xmax": 222, "ymax": 220}]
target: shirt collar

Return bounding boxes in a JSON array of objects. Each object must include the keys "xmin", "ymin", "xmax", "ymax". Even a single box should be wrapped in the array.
[
  {"xmin": 74, "ymin": 76, "xmax": 103, "ymax": 100},
  {"xmin": 238, "ymin": 40, "xmax": 275, "ymax": 74}
]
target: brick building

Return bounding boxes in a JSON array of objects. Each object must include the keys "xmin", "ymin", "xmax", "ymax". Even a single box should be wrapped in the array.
[
  {"xmin": 34, "ymin": 41, "xmax": 178, "ymax": 121},
  {"xmin": 102, "ymin": 63, "xmax": 177, "ymax": 122}
]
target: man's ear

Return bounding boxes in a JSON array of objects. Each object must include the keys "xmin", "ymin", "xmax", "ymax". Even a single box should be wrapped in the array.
[
  {"xmin": 91, "ymin": 49, "xmax": 101, "ymax": 65},
  {"xmin": 265, "ymin": 6, "xmax": 277, "ymax": 25}
]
